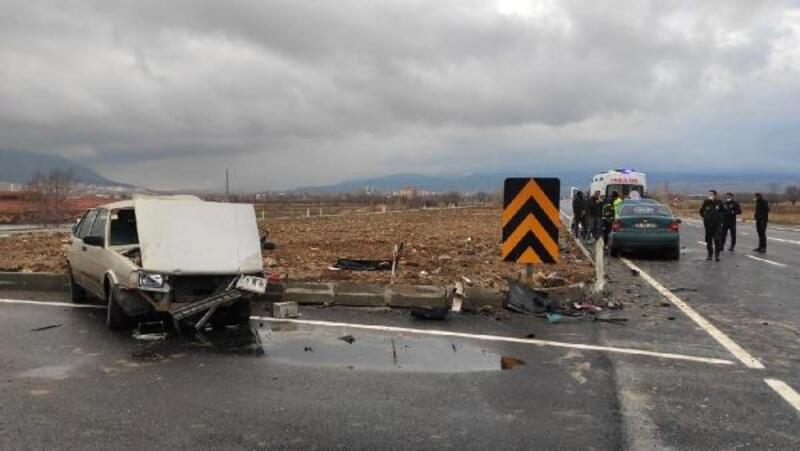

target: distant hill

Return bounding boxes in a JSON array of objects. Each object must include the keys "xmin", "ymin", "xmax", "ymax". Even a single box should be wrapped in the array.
[
  {"xmin": 294, "ymin": 171, "xmax": 798, "ymax": 195},
  {"xmin": 0, "ymin": 149, "xmax": 127, "ymax": 187}
]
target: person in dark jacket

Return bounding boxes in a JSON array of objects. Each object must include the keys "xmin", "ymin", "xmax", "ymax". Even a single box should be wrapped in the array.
[
  {"xmin": 602, "ymin": 191, "xmax": 619, "ymax": 248},
  {"xmin": 699, "ymin": 190, "xmax": 725, "ymax": 261},
  {"xmin": 571, "ymin": 191, "xmax": 586, "ymax": 237},
  {"xmin": 753, "ymin": 193, "xmax": 770, "ymax": 253},
  {"xmin": 586, "ymin": 190, "xmax": 604, "ymax": 243},
  {"xmin": 721, "ymin": 192, "xmax": 742, "ymax": 251}
]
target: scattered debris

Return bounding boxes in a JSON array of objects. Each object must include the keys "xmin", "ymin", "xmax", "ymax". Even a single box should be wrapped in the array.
[
  {"xmin": 338, "ymin": 334, "xmax": 356, "ymax": 344},
  {"xmin": 506, "ymin": 279, "xmax": 550, "ymax": 314},
  {"xmin": 303, "ymin": 346, "xmax": 313, "ymax": 352},
  {"xmin": 667, "ymin": 316, "xmax": 676, "ymax": 321},
  {"xmin": 410, "ymin": 306, "xmax": 449, "ymax": 320},
  {"xmin": 30, "ymin": 324, "xmax": 61, "ymax": 332},
  {"xmin": 573, "ymin": 302, "xmax": 602, "ymax": 313},
  {"xmin": 660, "ymin": 301, "xmax": 672, "ymax": 307},
  {"xmin": 524, "ymin": 333, "xmax": 537, "ymax": 339},
  {"xmin": 271, "ymin": 301, "xmax": 299, "ymax": 319},
  {"xmin": 132, "ymin": 321, "xmax": 167, "ymax": 341},
  {"xmin": 594, "ymin": 317, "xmax": 628, "ymax": 325},
  {"xmin": 546, "ymin": 312, "xmax": 565, "ymax": 324},
  {"xmin": 131, "ymin": 350, "xmax": 163, "ymax": 362},
  {"xmin": 631, "ymin": 269, "xmax": 640, "ymax": 277},
  {"xmin": 501, "ymin": 356, "xmax": 526, "ymax": 370},
  {"xmin": 329, "ymin": 258, "xmax": 393, "ymax": 271}
]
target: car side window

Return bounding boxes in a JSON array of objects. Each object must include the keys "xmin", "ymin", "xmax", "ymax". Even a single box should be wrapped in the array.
[
  {"xmin": 89, "ymin": 209, "xmax": 109, "ymax": 242},
  {"xmin": 76, "ymin": 209, "xmax": 98, "ymax": 239},
  {"xmin": 73, "ymin": 212, "xmax": 88, "ymax": 236}
]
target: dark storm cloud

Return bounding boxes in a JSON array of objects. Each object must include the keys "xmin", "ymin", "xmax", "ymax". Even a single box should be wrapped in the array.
[{"xmin": 0, "ymin": 0, "xmax": 798, "ymax": 189}]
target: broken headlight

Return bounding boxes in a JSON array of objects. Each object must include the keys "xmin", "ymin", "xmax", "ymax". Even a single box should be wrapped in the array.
[{"xmin": 138, "ymin": 273, "xmax": 165, "ymax": 289}]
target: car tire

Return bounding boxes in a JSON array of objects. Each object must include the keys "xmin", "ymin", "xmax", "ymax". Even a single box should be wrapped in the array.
[
  {"xmin": 106, "ymin": 285, "xmax": 135, "ymax": 330},
  {"xmin": 670, "ymin": 246, "xmax": 681, "ymax": 261},
  {"xmin": 609, "ymin": 247, "xmax": 620, "ymax": 258},
  {"xmin": 68, "ymin": 268, "xmax": 87, "ymax": 303}
]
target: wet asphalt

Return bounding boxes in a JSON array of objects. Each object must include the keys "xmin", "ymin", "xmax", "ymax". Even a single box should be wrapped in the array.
[{"xmin": 1, "ymin": 215, "xmax": 800, "ymax": 449}]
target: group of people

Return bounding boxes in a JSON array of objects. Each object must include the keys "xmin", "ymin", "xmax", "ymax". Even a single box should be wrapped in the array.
[
  {"xmin": 573, "ymin": 189, "xmax": 772, "ymax": 261},
  {"xmin": 700, "ymin": 191, "xmax": 770, "ymax": 262},
  {"xmin": 571, "ymin": 189, "xmax": 622, "ymax": 248}
]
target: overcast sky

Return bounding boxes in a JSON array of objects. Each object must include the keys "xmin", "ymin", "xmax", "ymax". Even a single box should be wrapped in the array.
[{"xmin": 2, "ymin": 0, "xmax": 799, "ymax": 191}]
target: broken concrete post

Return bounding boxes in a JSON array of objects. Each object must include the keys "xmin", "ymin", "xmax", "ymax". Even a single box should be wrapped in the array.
[
  {"xmin": 271, "ymin": 301, "xmax": 299, "ymax": 319},
  {"xmin": 592, "ymin": 239, "xmax": 606, "ymax": 295},
  {"xmin": 334, "ymin": 283, "xmax": 386, "ymax": 307}
]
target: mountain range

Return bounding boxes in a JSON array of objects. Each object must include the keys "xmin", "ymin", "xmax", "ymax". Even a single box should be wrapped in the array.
[
  {"xmin": 0, "ymin": 149, "xmax": 125, "ymax": 187},
  {"xmin": 294, "ymin": 171, "xmax": 799, "ymax": 195}
]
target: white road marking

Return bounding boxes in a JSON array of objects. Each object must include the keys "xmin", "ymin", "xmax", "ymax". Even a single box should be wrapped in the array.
[
  {"xmin": 250, "ymin": 316, "xmax": 735, "ymax": 366},
  {"xmin": 619, "ymin": 258, "xmax": 765, "ymax": 369},
  {"xmin": 0, "ymin": 298, "xmax": 106, "ymax": 309},
  {"xmin": 697, "ymin": 241, "xmax": 707, "ymax": 246},
  {"xmin": 764, "ymin": 379, "xmax": 800, "ymax": 414},
  {"xmin": 768, "ymin": 236, "xmax": 800, "ymax": 245},
  {"xmin": 746, "ymin": 255, "xmax": 788, "ymax": 268}
]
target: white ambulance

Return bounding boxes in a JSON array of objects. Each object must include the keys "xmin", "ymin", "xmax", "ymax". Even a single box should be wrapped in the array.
[{"xmin": 589, "ymin": 169, "xmax": 647, "ymax": 199}]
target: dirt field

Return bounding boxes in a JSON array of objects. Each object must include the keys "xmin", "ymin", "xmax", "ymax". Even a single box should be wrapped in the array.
[{"xmin": 0, "ymin": 206, "xmax": 594, "ymax": 289}]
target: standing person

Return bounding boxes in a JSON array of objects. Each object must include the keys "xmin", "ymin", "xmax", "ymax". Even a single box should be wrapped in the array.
[
  {"xmin": 602, "ymin": 191, "xmax": 619, "ymax": 248},
  {"xmin": 721, "ymin": 192, "xmax": 742, "ymax": 251},
  {"xmin": 571, "ymin": 191, "xmax": 586, "ymax": 237},
  {"xmin": 753, "ymin": 193, "xmax": 770, "ymax": 253},
  {"xmin": 586, "ymin": 190, "xmax": 604, "ymax": 243},
  {"xmin": 699, "ymin": 190, "xmax": 725, "ymax": 261}
]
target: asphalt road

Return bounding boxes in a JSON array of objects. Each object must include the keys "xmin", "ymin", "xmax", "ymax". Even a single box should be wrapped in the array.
[{"xmin": 1, "ymin": 211, "xmax": 799, "ymax": 449}]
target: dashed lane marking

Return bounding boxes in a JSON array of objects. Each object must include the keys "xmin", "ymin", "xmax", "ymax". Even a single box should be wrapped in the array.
[
  {"xmin": 768, "ymin": 236, "xmax": 800, "ymax": 245},
  {"xmin": 619, "ymin": 258, "xmax": 765, "ymax": 369},
  {"xmin": 251, "ymin": 316, "xmax": 735, "ymax": 366},
  {"xmin": 764, "ymin": 379, "xmax": 800, "ymax": 414},
  {"xmin": 746, "ymin": 255, "xmax": 788, "ymax": 268}
]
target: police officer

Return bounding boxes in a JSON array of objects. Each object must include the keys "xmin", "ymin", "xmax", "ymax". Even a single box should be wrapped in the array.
[
  {"xmin": 753, "ymin": 193, "xmax": 770, "ymax": 253},
  {"xmin": 721, "ymin": 192, "xmax": 742, "ymax": 251},
  {"xmin": 571, "ymin": 191, "xmax": 586, "ymax": 237},
  {"xmin": 699, "ymin": 190, "xmax": 725, "ymax": 261}
]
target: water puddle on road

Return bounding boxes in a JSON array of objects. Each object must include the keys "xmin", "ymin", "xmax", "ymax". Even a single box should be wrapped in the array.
[{"xmin": 256, "ymin": 325, "xmax": 502, "ymax": 373}]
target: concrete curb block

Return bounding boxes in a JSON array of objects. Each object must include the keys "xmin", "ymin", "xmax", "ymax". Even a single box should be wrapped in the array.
[
  {"xmin": 0, "ymin": 272, "xmax": 507, "ymax": 311},
  {"xmin": 0, "ymin": 271, "xmax": 68, "ymax": 292}
]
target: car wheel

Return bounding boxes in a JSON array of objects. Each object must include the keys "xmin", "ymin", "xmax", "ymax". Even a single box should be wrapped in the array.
[
  {"xmin": 106, "ymin": 285, "xmax": 135, "ymax": 330},
  {"xmin": 609, "ymin": 247, "xmax": 620, "ymax": 258},
  {"xmin": 68, "ymin": 268, "xmax": 87, "ymax": 303},
  {"xmin": 670, "ymin": 246, "xmax": 681, "ymax": 261}
]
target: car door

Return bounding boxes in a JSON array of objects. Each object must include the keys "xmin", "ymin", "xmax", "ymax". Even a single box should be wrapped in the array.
[
  {"xmin": 68, "ymin": 209, "xmax": 98, "ymax": 288},
  {"xmin": 82, "ymin": 208, "xmax": 109, "ymax": 297}
]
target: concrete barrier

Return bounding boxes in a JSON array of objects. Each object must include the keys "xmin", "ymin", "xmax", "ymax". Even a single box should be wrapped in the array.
[
  {"xmin": 334, "ymin": 283, "xmax": 386, "ymax": 307},
  {"xmin": 0, "ymin": 271, "xmax": 68, "ymax": 292},
  {"xmin": 0, "ymin": 272, "xmax": 507, "ymax": 311}
]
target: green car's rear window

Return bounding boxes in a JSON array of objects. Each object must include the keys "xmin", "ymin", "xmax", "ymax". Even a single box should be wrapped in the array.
[{"xmin": 621, "ymin": 205, "xmax": 673, "ymax": 217}]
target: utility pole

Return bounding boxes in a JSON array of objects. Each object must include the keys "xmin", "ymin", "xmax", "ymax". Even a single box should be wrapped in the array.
[{"xmin": 225, "ymin": 169, "xmax": 229, "ymax": 202}]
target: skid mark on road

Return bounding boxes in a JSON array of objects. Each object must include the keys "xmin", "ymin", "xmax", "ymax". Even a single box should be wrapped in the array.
[
  {"xmin": 746, "ymin": 255, "xmax": 788, "ymax": 268},
  {"xmin": 251, "ymin": 317, "xmax": 735, "ymax": 366},
  {"xmin": 618, "ymin": 259, "xmax": 765, "ymax": 370},
  {"xmin": 764, "ymin": 379, "xmax": 800, "ymax": 414}
]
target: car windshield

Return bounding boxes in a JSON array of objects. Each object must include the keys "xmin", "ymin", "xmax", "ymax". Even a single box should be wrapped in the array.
[
  {"xmin": 621, "ymin": 204, "xmax": 672, "ymax": 217},
  {"xmin": 109, "ymin": 209, "xmax": 139, "ymax": 246}
]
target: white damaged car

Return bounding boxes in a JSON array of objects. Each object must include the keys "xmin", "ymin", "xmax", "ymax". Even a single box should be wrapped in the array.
[{"xmin": 66, "ymin": 195, "xmax": 266, "ymax": 330}]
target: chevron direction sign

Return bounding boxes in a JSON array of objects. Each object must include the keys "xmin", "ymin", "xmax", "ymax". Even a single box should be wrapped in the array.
[{"xmin": 502, "ymin": 177, "xmax": 561, "ymax": 264}]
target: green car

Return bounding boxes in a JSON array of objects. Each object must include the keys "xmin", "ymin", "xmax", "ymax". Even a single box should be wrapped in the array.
[{"xmin": 609, "ymin": 201, "xmax": 681, "ymax": 260}]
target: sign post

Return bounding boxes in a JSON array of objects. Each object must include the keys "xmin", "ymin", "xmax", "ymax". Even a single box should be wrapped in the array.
[{"xmin": 502, "ymin": 178, "xmax": 561, "ymax": 277}]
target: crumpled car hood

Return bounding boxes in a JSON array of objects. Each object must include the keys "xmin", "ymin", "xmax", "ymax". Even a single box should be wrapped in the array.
[{"xmin": 134, "ymin": 198, "xmax": 263, "ymax": 275}]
